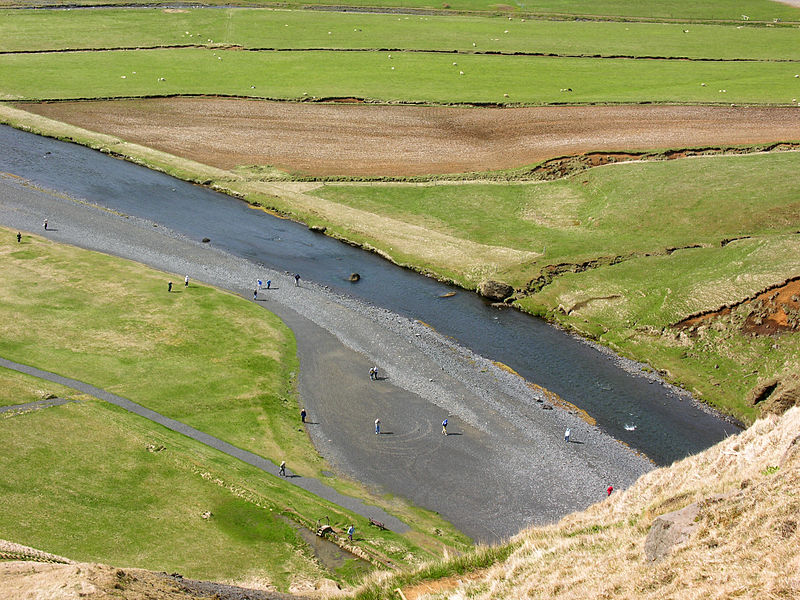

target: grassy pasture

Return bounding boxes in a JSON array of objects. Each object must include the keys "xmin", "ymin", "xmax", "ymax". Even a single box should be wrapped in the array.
[
  {"xmin": 1, "ymin": 0, "xmax": 798, "ymax": 22},
  {"xmin": 1, "ymin": 230, "xmax": 310, "ymax": 473},
  {"xmin": 2, "ymin": 48, "xmax": 800, "ymax": 105},
  {"xmin": 2, "ymin": 8, "xmax": 800, "ymax": 61},
  {"xmin": 0, "ymin": 395, "xmax": 318, "ymax": 586},
  {"xmin": 313, "ymin": 152, "xmax": 800, "ymax": 284},
  {"xmin": 0, "ymin": 227, "xmax": 469, "ymax": 558},
  {"xmin": 0, "ymin": 391, "xmax": 409, "ymax": 586},
  {"xmin": 311, "ymin": 151, "xmax": 800, "ymax": 420}
]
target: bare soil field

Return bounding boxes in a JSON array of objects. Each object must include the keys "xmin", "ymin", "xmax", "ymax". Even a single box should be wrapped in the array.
[{"xmin": 15, "ymin": 98, "xmax": 800, "ymax": 177}]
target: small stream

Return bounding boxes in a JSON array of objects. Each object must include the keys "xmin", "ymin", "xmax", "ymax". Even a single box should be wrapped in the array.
[{"xmin": 0, "ymin": 125, "xmax": 737, "ymax": 465}]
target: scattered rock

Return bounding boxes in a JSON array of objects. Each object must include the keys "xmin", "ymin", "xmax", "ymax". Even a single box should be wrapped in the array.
[
  {"xmin": 349, "ymin": 273, "xmax": 361, "ymax": 282},
  {"xmin": 201, "ymin": 237, "xmax": 210, "ymax": 243},
  {"xmin": 309, "ymin": 225, "xmax": 326, "ymax": 233}
]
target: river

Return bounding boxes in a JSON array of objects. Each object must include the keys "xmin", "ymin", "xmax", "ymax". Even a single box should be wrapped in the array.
[{"xmin": 0, "ymin": 124, "xmax": 736, "ymax": 465}]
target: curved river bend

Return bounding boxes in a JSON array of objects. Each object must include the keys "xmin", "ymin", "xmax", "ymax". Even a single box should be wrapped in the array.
[{"xmin": 0, "ymin": 125, "xmax": 736, "ymax": 465}]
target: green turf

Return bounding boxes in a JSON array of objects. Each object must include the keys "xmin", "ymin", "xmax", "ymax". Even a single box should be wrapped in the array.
[
  {"xmin": 0, "ymin": 393, "xmax": 413, "ymax": 586},
  {"xmin": 2, "ymin": 8, "xmax": 799, "ymax": 61},
  {"xmin": 2, "ymin": 47, "xmax": 799, "ymax": 105},
  {"xmin": 313, "ymin": 152, "xmax": 800, "ymax": 284},
  {"xmin": 2, "ymin": 0, "xmax": 798, "ymax": 22},
  {"xmin": 0, "ymin": 232, "xmax": 309, "ymax": 471}
]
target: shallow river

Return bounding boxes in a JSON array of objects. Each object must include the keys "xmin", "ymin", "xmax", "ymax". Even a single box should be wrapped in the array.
[{"xmin": 0, "ymin": 125, "xmax": 737, "ymax": 465}]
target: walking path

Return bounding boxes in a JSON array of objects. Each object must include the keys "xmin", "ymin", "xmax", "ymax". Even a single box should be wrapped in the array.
[
  {"xmin": 0, "ymin": 172, "xmax": 653, "ymax": 542},
  {"xmin": 0, "ymin": 357, "xmax": 407, "ymax": 533}
]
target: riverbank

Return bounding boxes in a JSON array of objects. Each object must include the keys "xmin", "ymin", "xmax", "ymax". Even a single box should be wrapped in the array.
[
  {"xmin": 0, "ymin": 167, "xmax": 655, "ymax": 543},
  {"xmin": 2, "ymin": 103, "xmax": 789, "ymax": 427}
]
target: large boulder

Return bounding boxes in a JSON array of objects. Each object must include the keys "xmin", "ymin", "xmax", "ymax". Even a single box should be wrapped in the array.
[
  {"xmin": 477, "ymin": 280, "xmax": 514, "ymax": 302},
  {"xmin": 644, "ymin": 502, "xmax": 700, "ymax": 562}
]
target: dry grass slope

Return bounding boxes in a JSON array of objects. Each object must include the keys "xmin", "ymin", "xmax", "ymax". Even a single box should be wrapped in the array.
[{"xmin": 431, "ymin": 406, "xmax": 800, "ymax": 599}]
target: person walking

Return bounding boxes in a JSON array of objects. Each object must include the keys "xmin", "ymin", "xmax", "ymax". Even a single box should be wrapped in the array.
[
  {"xmin": 441, "ymin": 418, "xmax": 448, "ymax": 436},
  {"xmin": 43, "ymin": 219, "xmax": 48, "ymax": 230},
  {"xmin": 368, "ymin": 367, "xmax": 375, "ymax": 380},
  {"xmin": 372, "ymin": 366, "xmax": 379, "ymax": 380},
  {"xmin": 279, "ymin": 461, "xmax": 286, "ymax": 477},
  {"xmin": 294, "ymin": 273, "xmax": 300, "ymax": 287},
  {"xmin": 347, "ymin": 525, "xmax": 355, "ymax": 542},
  {"xmin": 184, "ymin": 275, "xmax": 189, "ymax": 287},
  {"xmin": 375, "ymin": 418, "xmax": 381, "ymax": 435},
  {"xmin": 168, "ymin": 281, "xmax": 173, "ymax": 293},
  {"xmin": 607, "ymin": 485, "xmax": 614, "ymax": 496},
  {"xmin": 253, "ymin": 288, "xmax": 258, "ymax": 301},
  {"xmin": 300, "ymin": 408, "xmax": 307, "ymax": 423},
  {"xmin": 257, "ymin": 279, "xmax": 263, "ymax": 290},
  {"xmin": 564, "ymin": 428, "xmax": 571, "ymax": 443},
  {"xmin": 266, "ymin": 279, "xmax": 271, "ymax": 289},
  {"xmin": 16, "ymin": 232, "xmax": 21, "ymax": 243}
]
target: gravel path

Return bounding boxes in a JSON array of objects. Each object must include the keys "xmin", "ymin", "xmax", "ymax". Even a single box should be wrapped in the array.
[
  {"xmin": 0, "ymin": 173, "xmax": 653, "ymax": 542},
  {"xmin": 0, "ymin": 356, "xmax": 406, "ymax": 532}
]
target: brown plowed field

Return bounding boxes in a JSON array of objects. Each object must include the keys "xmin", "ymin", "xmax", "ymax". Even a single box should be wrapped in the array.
[{"xmin": 16, "ymin": 98, "xmax": 800, "ymax": 176}]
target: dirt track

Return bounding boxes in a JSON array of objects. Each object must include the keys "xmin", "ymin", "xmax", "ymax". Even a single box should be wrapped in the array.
[{"xmin": 17, "ymin": 98, "xmax": 800, "ymax": 176}]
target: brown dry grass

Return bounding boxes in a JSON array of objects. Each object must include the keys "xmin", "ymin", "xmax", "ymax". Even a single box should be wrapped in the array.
[
  {"xmin": 422, "ymin": 406, "xmax": 800, "ymax": 600},
  {"xmin": 16, "ymin": 98, "xmax": 800, "ymax": 177}
]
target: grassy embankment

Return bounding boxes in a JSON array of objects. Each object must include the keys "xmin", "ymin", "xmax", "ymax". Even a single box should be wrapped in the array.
[
  {"xmin": 1, "ymin": 0, "xmax": 798, "ymax": 22},
  {"xmin": 0, "ymin": 229, "xmax": 469, "ymax": 586}
]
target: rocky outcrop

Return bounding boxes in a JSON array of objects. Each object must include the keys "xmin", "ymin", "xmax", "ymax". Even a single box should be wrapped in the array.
[
  {"xmin": 644, "ymin": 502, "xmax": 701, "ymax": 562},
  {"xmin": 477, "ymin": 280, "xmax": 514, "ymax": 302},
  {"xmin": 749, "ymin": 371, "xmax": 800, "ymax": 416}
]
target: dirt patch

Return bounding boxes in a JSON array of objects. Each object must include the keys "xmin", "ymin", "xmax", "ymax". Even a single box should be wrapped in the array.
[
  {"xmin": 14, "ymin": 98, "xmax": 800, "ymax": 177},
  {"xmin": 676, "ymin": 277, "xmax": 800, "ymax": 336}
]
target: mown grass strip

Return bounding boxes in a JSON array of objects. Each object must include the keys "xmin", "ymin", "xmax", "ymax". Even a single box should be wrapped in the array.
[
  {"xmin": 2, "ymin": 8, "xmax": 800, "ymax": 61},
  {"xmin": 2, "ymin": 48, "xmax": 800, "ymax": 105}
]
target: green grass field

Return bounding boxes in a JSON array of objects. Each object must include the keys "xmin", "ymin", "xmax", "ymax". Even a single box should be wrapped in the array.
[
  {"xmin": 2, "ymin": 47, "xmax": 799, "ymax": 105},
  {"xmin": 0, "ymin": 227, "xmax": 469, "ymax": 582},
  {"xmin": 2, "ymin": 8, "xmax": 799, "ymax": 60},
  {"xmin": 311, "ymin": 151, "xmax": 800, "ymax": 420},
  {"xmin": 2, "ymin": 0, "xmax": 798, "ymax": 22}
]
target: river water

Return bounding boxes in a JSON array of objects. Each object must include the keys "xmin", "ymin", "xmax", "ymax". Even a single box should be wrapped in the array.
[{"xmin": 0, "ymin": 125, "xmax": 737, "ymax": 465}]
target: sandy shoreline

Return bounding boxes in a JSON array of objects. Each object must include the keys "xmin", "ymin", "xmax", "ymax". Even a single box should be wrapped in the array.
[{"xmin": 0, "ymin": 173, "xmax": 653, "ymax": 542}]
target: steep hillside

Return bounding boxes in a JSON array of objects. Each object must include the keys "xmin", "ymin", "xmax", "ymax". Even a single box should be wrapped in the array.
[{"xmin": 359, "ymin": 406, "xmax": 800, "ymax": 599}]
